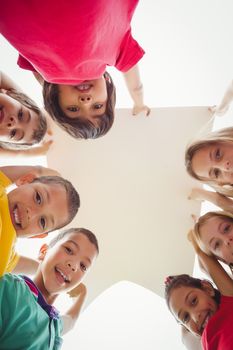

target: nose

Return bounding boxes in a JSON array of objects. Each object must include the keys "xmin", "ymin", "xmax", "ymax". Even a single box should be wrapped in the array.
[
  {"xmin": 224, "ymin": 237, "xmax": 233, "ymax": 246},
  {"xmin": 78, "ymin": 95, "xmax": 92, "ymax": 104},
  {"xmin": 67, "ymin": 261, "xmax": 76, "ymax": 272},
  {"xmin": 191, "ymin": 311, "xmax": 200, "ymax": 324},
  {"xmin": 223, "ymin": 160, "xmax": 230, "ymax": 171},
  {"xmin": 6, "ymin": 115, "xmax": 16, "ymax": 128}
]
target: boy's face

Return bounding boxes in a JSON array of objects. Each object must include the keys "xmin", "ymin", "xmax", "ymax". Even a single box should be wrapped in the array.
[
  {"xmin": 8, "ymin": 181, "xmax": 69, "ymax": 237},
  {"xmin": 0, "ymin": 92, "xmax": 39, "ymax": 144},
  {"xmin": 38, "ymin": 232, "xmax": 97, "ymax": 298},
  {"xmin": 58, "ymin": 77, "xmax": 107, "ymax": 123},
  {"xmin": 169, "ymin": 284, "xmax": 218, "ymax": 336}
]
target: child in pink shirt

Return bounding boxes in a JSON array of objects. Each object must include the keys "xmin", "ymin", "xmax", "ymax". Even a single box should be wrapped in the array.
[{"xmin": 0, "ymin": 0, "xmax": 150, "ymax": 139}]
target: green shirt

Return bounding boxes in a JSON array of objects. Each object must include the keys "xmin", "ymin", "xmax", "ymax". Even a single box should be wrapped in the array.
[{"xmin": 0, "ymin": 274, "xmax": 63, "ymax": 350}]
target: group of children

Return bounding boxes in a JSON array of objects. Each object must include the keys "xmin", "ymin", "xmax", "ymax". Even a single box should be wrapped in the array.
[
  {"xmin": 166, "ymin": 80, "xmax": 233, "ymax": 350},
  {"xmin": 0, "ymin": 1, "xmax": 150, "ymax": 348},
  {"xmin": 0, "ymin": 1, "xmax": 233, "ymax": 349}
]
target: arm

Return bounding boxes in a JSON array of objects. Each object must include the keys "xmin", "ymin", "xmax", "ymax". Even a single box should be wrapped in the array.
[
  {"xmin": 0, "ymin": 140, "xmax": 53, "ymax": 158},
  {"xmin": 12, "ymin": 255, "xmax": 39, "ymax": 275},
  {"xmin": 61, "ymin": 283, "xmax": 87, "ymax": 335},
  {"xmin": 189, "ymin": 187, "xmax": 233, "ymax": 212},
  {"xmin": 188, "ymin": 230, "xmax": 233, "ymax": 296},
  {"xmin": 0, "ymin": 71, "xmax": 22, "ymax": 92},
  {"xmin": 0, "ymin": 165, "xmax": 60, "ymax": 182},
  {"xmin": 123, "ymin": 64, "xmax": 150, "ymax": 116},
  {"xmin": 210, "ymin": 80, "xmax": 233, "ymax": 116}
]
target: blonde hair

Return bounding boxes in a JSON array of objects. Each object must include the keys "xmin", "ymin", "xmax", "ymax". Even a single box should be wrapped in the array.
[
  {"xmin": 193, "ymin": 210, "xmax": 233, "ymax": 258},
  {"xmin": 185, "ymin": 126, "xmax": 233, "ymax": 197}
]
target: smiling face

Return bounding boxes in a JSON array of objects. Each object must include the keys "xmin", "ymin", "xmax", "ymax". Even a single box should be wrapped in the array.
[
  {"xmin": 8, "ymin": 181, "xmax": 69, "ymax": 237},
  {"xmin": 199, "ymin": 216, "xmax": 233, "ymax": 265},
  {"xmin": 58, "ymin": 77, "xmax": 107, "ymax": 123},
  {"xmin": 169, "ymin": 284, "xmax": 218, "ymax": 336},
  {"xmin": 35, "ymin": 232, "xmax": 97, "ymax": 302},
  {"xmin": 0, "ymin": 92, "xmax": 40, "ymax": 144},
  {"xmin": 191, "ymin": 142, "xmax": 233, "ymax": 185}
]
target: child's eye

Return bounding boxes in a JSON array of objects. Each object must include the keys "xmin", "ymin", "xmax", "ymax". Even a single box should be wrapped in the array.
[
  {"xmin": 215, "ymin": 148, "xmax": 221, "ymax": 160},
  {"xmin": 35, "ymin": 191, "xmax": 42, "ymax": 205},
  {"xmin": 214, "ymin": 241, "xmax": 220, "ymax": 251},
  {"xmin": 40, "ymin": 217, "xmax": 46, "ymax": 230},
  {"xmin": 213, "ymin": 168, "xmax": 220, "ymax": 179},
  {"xmin": 18, "ymin": 109, "xmax": 23, "ymax": 121},
  {"xmin": 94, "ymin": 103, "xmax": 103, "ymax": 110},
  {"xmin": 80, "ymin": 262, "xmax": 87, "ymax": 272},
  {"xmin": 67, "ymin": 106, "xmax": 79, "ymax": 112},
  {"xmin": 183, "ymin": 313, "xmax": 190, "ymax": 324},
  {"xmin": 223, "ymin": 224, "xmax": 231, "ymax": 234},
  {"xmin": 191, "ymin": 297, "xmax": 197, "ymax": 305},
  {"xmin": 65, "ymin": 246, "xmax": 73, "ymax": 254},
  {"xmin": 10, "ymin": 129, "xmax": 17, "ymax": 139}
]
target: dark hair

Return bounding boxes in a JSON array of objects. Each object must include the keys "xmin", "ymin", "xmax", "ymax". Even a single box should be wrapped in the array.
[
  {"xmin": 32, "ymin": 176, "xmax": 80, "ymax": 227},
  {"xmin": 49, "ymin": 227, "xmax": 99, "ymax": 253},
  {"xmin": 43, "ymin": 72, "xmax": 116, "ymax": 139},
  {"xmin": 164, "ymin": 274, "xmax": 221, "ymax": 311},
  {"xmin": 0, "ymin": 89, "xmax": 47, "ymax": 150}
]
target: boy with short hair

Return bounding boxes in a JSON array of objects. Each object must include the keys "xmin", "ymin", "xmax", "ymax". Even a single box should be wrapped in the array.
[
  {"xmin": 0, "ymin": 165, "xmax": 80, "ymax": 276},
  {"xmin": 0, "ymin": 227, "xmax": 98, "ymax": 349}
]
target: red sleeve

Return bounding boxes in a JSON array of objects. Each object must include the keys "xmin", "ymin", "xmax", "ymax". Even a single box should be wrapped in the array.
[
  {"xmin": 17, "ymin": 54, "xmax": 37, "ymax": 73},
  {"xmin": 115, "ymin": 29, "xmax": 145, "ymax": 72}
]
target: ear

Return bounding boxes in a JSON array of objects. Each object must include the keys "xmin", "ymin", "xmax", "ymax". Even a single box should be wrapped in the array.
[
  {"xmin": 201, "ymin": 280, "xmax": 215, "ymax": 297},
  {"xmin": 30, "ymin": 233, "xmax": 48, "ymax": 239},
  {"xmin": 38, "ymin": 243, "xmax": 48, "ymax": 261},
  {"xmin": 15, "ymin": 173, "xmax": 37, "ymax": 186}
]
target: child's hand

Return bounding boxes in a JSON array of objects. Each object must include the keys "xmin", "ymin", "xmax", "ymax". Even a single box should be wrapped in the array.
[
  {"xmin": 208, "ymin": 104, "xmax": 229, "ymax": 117},
  {"xmin": 132, "ymin": 104, "xmax": 151, "ymax": 117},
  {"xmin": 39, "ymin": 139, "xmax": 53, "ymax": 154},
  {"xmin": 67, "ymin": 283, "xmax": 87, "ymax": 298},
  {"xmin": 188, "ymin": 188, "xmax": 205, "ymax": 202}
]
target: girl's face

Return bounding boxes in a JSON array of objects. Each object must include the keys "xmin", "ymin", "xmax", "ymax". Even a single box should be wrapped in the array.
[
  {"xmin": 169, "ymin": 284, "xmax": 217, "ymax": 336},
  {"xmin": 58, "ymin": 77, "xmax": 107, "ymax": 123},
  {"xmin": 199, "ymin": 216, "xmax": 233, "ymax": 264},
  {"xmin": 0, "ymin": 92, "xmax": 39, "ymax": 144},
  {"xmin": 191, "ymin": 142, "xmax": 233, "ymax": 185}
]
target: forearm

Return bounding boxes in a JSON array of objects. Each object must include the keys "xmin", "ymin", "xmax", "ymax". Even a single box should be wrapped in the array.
[
  {"xmin": 62, "ymin": 292, "xmax": 86, "ymax": 334},
  {"xmin": 123, "ymin": 64, "xmax": 144, "ymax": 105},
  {"xmin": 201, "ymin": 190, "xmax": 233, "ymax": 212},
  {"xmin": 12, "ymin": 255, "xmax": 39, "ymax": 275},
  {"xmin": 218, "ymin": 80, "xmax": 233, "ymax": 110},
  {"xmin": 197, "ymin": 251, "xmax": 233, "ymax": 296}
]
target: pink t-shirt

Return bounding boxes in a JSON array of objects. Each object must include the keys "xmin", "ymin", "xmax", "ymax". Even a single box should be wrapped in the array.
[
  {"xmin": 202, "ymin": 295, "xmax": 233, "ymax": 350},
  {"xmin": 0, "ymin": 0, "xmax": 144, "ymax": 84}
]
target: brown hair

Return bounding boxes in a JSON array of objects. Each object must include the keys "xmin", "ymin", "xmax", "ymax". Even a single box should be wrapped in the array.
[
  {"xmin": 32, "ymin": 176, "xmax": 80, "ymax": 227},
  {"xmin": 0, "ymin": 89, "xmax": 47, "ymax": 150},
  {"xmin": 164, "ymin": 274, "xmax": 221, "ymax": 311},
  {"xmin": 185, "ymin": 127, "xmax": 233, "ymax": 197},
  {"xmin": 49, "ymin": 227, "xmax": 99, "ymax": 254},
  {"xmin": 43, "ymin": 72, "xmax": 116, "ymax": 139}
]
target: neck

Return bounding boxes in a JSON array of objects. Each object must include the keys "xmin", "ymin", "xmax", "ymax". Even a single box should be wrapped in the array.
[{"xmin": 33, "ymin": 270, "xmax": 58, "ymax": 305}]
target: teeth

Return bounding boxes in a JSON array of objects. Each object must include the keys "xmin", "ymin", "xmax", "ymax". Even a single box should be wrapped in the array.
[
  {"xmin": 13, "ymin": 207, "xmax": 21, "ymax": 225},
  {"xmin": 56, "ymin": 268, "xmax": 69, "ymax": 283},
  {"xmin": 77, "ymin": 84, "xmax": 91, "ymax": 90}
]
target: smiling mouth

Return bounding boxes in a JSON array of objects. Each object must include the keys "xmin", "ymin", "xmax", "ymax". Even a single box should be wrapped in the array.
[
  {"xmin": 55, "ymin": 267, "xmax": 70, "ymax": 284},
  {"xmin": 75, "ymin": 83, "xmax": 92, "ymax": 92},
  {"xmin": 12, "ymin": 204, "xmax": 22, "ymax": 229},
  {"xmin": 199, "ymin": 312, "xmax": 211, "ymax": 333}
]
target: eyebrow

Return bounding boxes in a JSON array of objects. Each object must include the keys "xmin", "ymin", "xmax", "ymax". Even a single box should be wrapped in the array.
[
  {"xmin": 66, "ymin": 239, "xmax": 92, "ymax": 264},
  {"xmin": 177, "ymin": 291, "xmax": 192, "ymax": 320}
]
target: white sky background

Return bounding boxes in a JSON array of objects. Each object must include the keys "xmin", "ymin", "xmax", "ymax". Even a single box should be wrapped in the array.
[{"xmin": 1, "ymin": 1, "xmax": 233, "ymax": 349}]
